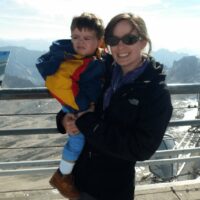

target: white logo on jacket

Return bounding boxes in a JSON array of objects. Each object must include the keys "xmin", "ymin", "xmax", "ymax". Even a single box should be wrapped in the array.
[{"xmin": 128, "ymin": 98, "xmax": 139, "ymax": 105}]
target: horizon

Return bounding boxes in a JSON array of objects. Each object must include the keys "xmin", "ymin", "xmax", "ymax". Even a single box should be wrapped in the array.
[
  {"xmin": 0, "ymin": 0, "xmax": 200, "ymax": 55},
  {"xmin": 0, "ymin": 38, "xmax": 200, "ymax": 59}
]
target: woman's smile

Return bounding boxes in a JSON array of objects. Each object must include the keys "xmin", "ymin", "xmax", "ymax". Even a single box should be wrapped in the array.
[{"xmin": 117, "ymin": 52, "xmax": 129, "ymax": 58}]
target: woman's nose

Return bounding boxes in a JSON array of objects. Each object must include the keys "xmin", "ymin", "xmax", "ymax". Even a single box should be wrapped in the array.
[{"xmin": 117, "ymin": 40, "xmax": 126, "ymax": 48}]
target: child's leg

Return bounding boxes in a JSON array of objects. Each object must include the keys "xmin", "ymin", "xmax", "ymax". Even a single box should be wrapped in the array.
[
  {"xmin": 49, "ymin": 132, "xmax": 85, "ymax": 199},
  {"xmin": 59, "ymin": 132, "xmax": 85, "ymax": 175}
]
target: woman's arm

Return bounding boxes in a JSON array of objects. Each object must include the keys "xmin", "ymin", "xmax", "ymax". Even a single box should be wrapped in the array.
[
  {"xmin": 56, "ymin": 103, "xmax": 95, "ymax": 134},
  {"xmin": 56, "ymin": 110, "xmax": 66, "ymax": 133}
]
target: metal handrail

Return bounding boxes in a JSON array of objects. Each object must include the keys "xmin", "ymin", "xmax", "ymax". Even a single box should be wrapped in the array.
[
  {"xmin": 1, "ymin": 83, "xmax": 200, "ymax": 100},
  {"xmin": 0, "ymin": 167, "xmax": 57, "ymax": 176},
  {"xmin": 167, "ymin": 83, "xmax": 200, "ymax": 94},
  {"xmin": 1, "ymin": 119, "xmax": 200, "ymax": 136},
  {"xmin": 0, "ymin": 87, "xmax": 50, "ymax": 100},
  {"xmin": 1, "ymin": 147, "xmax": 200, "ymax": 168},
  {"xmin": 1, "ymin": 156, "xmax": 200, "ymax": 176},
  {"xmin": 0, "ymin": 128, "xmax": 58, "ymax": 135}
]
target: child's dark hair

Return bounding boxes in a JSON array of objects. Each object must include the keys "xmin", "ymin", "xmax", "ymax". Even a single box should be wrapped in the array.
[{"xmin": 71, "ymin": 12, "xmax": 104, "ymax": 39}]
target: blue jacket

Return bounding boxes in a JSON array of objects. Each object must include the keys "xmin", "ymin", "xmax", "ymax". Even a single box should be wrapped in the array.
[{"xmin": 36, "ymin": 39, "xmax": 106, "ymax": 112}]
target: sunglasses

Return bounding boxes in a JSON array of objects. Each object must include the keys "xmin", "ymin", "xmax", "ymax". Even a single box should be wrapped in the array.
[{"xmin": 106, "ymin": 34, "xmax": 141, "ymax": 46}]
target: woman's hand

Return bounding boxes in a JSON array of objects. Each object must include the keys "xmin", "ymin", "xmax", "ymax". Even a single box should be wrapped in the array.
[
  {"xmin": 62, "ymin": 103, "xmax": 95, "ymax": 135},
  {"xmin": 76, "ymin": 102, "xmax": 95, "ymax": 118},
  {"xmin": 62, "ymin": 113, "xmax": 80, "ymax": 135}
]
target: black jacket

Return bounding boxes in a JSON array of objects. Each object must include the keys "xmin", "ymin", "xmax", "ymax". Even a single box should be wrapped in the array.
[{"xmin": 56, "ymin": 57, "xmax": 173, "ymax": 200}]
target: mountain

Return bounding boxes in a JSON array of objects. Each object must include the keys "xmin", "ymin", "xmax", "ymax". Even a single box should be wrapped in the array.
[
  {"xmin": 0, "ymin": 39, "xmax": 191, "ymax": 67},
  {"xmin": 0, "ymin": 51, "xmax": 10, "ymax": 84},
  {"xmin": 152, "ymin": 48, "xmax": 188, "ymax": 68},
  {"xmin": 0, "ymin": 39, "xmax": 51, "ymax": 52},
  {"xmin": 0, "ymin": 46, "xmax": 45, "ymax": 88},
  {"xmin": 0, "ymin": 44, "xmax": 198, "ymax": 87},
  {"xmin": 167, "ymin": 56, "xmax": 200, "ymax": 83},
  {"xmin": 3, "ymin": 74, "xmax": 36, "ymax": 88}
]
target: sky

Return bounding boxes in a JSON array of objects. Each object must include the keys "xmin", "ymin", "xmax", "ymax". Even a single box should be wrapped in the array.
[{"xmin": 0, "ymin": 0, "xmax": 200, "ymax": 54}]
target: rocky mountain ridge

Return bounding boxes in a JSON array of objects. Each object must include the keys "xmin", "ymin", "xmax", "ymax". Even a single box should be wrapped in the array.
[
  {"xmin": 167, "ymin": 56, "xmax": 200, "ymax": 83},
  {"xmin": 0, "ymin": 45, "xmax": 200, "ymax": 88}
]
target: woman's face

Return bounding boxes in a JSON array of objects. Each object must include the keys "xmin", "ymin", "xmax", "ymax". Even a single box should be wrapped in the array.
[{"xmin": 110, "ymin": 20, "xmax": 147, "ymax": 74}]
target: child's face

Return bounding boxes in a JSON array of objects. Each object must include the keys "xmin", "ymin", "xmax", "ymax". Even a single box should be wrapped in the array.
[{"xmin": 71, "ymin": 28, "xmax": 101, "ymax": 56}]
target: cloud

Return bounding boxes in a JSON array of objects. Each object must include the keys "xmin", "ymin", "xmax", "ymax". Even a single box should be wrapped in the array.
[
  {"xmin": 0, "ymin": 0, "xmax": 163, "ymax": 39},
  {"xmin": 0, "ymin": 0, "xmax": 200, "ymax": 54}
]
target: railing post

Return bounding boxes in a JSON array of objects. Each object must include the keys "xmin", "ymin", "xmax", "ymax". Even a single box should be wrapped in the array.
[{"xmin": 196, "ymin": 93, "xmax": 200, "ymax": 119}]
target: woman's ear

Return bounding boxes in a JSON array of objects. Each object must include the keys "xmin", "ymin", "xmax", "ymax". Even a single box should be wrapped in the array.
[{"xmin": 140, "ymin": 39, "xmax": 147, "ymax": 50}]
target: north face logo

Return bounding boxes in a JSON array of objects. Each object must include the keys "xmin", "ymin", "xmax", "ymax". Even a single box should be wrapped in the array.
[{"xmin": 128, "ymin": 98, "xmax": 139, "ymax": 105}]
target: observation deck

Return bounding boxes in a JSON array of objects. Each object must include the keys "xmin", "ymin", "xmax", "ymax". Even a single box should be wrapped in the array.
[{"xmin": 0, "ymin": 84, "xmax": 200, "ymax": 200}]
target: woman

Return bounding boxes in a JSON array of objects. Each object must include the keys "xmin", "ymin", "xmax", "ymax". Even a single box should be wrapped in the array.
[{"xmin": 56, "ymin": 13, "xmax": 173, "ymax": 200}]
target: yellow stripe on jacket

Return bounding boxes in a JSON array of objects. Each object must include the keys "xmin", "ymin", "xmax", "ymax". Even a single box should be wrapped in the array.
[{"xmin": 45, "ymin": 58, "xmax": 84, "ymax": 110}]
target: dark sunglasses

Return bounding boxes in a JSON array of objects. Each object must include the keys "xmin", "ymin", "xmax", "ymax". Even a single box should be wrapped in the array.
[{"xmin": 106, "ymin": 34, "xmax": 141, "ymax": 46}]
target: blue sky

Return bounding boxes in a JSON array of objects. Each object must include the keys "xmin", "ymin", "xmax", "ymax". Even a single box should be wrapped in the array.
[{"xmin": 0, "ymin": 0, "xmax": 200, "ymax": 54}]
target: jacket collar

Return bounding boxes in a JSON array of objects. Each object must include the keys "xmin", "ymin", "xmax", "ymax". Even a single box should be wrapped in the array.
[{"xmin": 135, "ymin": 56, "xmax": 166, "ymax": 84}]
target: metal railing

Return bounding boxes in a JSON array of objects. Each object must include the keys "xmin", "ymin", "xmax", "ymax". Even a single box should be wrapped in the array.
[{"xmin": 0, "ymin": 84, "xmax": 200, "ymax": 177}]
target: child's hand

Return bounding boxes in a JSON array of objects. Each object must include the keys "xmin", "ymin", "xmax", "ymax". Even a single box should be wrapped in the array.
[
  {"xmin": 62, "ymin": 113, "xmax": 79, "ymax": 134},
  {"xmin": 88, "ymin": 102, "xmax": 95, "ymax": 112},
  {"xmin": 77, "ymin": 102, "xmax": 95, "ymax": 118}
]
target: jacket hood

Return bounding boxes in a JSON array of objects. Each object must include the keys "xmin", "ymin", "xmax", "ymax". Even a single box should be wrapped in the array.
[
  {"xmin": 36, "ymin": 39, "xmax": 78, "ymax": 80},
  {"xmin": 50, "ymin": 39, "xmax": 76, "ymax": 54}
]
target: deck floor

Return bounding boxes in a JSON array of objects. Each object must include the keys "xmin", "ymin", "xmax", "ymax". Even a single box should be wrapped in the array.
[{"xmin": 0, "ymin": 174, "xmax": 200, "ymax": 200}]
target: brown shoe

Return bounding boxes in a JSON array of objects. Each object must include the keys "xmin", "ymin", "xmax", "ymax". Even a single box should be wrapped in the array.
[{"xmin": 49, "ymin": 169, "xmax": 80, "ymax": 199}]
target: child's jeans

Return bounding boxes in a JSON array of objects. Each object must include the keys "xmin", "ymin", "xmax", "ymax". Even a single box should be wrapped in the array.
[{"xmin": 62, "ymin": 132, "xmax": 85, "ymax": 161}]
